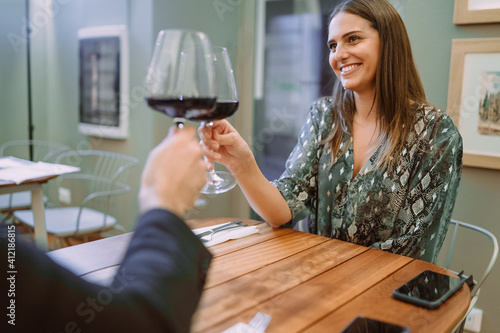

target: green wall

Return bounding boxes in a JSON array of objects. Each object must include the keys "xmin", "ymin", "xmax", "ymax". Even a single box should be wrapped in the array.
[
  {"xmin": 403, "ymin": 1, "xmax": 500, "ymax": 332},
  {"xmin": 1, "ymin": 0, "xmax": 30, "ymax": 142},
  {"xmin": 0, "ymin": 0, "xmax": 242, "ymax": 232}
]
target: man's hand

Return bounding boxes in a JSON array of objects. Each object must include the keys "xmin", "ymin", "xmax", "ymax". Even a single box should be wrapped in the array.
[{"xmin": 139, "ymin": 126, "xmax": 206, "ymax": 217}]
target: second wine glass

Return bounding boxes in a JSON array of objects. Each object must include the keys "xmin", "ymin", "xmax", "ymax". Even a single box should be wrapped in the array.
[
  {"xmin": 145, "ymin": 29, "xmax": 217, "ymax": 128},
  {"xmin": 200, "ymin": 46, "xmax": 239, "ymax": 195}
]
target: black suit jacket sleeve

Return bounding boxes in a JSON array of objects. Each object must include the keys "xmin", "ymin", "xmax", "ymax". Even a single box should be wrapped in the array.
[{"xmin": 0, "ymin": 209, "xmax": 212, "ymax": 333}]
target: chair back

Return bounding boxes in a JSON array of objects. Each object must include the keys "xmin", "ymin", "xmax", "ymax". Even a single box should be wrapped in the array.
[
  {"xmin": 438, "ymin": 219, "xmax": 498, "ymax": 299},
  {"xmin": 437, "ymin": 219, "xmax": 498, "ymax": 333},
  {"xmin": 0, "ymin": 140, "xmax": 68, "ymax": 162},
  {"xmin": 53, "ymin": 150, "xmax": 139, "ymax": 230},
  {"xmin": 55, "ymin": 149, "xmax": 138, "ymax": 183}
]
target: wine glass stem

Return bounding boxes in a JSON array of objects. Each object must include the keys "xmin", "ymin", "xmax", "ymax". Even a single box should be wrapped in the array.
[{"xmin": 203, "ymin": 121, "xmax": 220, "ymax": 184}]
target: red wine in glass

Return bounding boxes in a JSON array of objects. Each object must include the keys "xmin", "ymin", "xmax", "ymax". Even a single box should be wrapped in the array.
[
  {"xmin": 145, "ymin": 29, "xmax": 217, "ymax": 128},
  {"xmin": 197, "ymin": 100, "xmax": 239, "ymax": 121},
  {"xmin": 146, "ymin": 97, "xmax": 217, "ymax": 120}
]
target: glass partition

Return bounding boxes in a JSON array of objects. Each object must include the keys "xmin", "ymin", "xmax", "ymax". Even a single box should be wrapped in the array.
[{"xmin": 253, "ymin": 0, "xmax": 339, "ymax": 181}]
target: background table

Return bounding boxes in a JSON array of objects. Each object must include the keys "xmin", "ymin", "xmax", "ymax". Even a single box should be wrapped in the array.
[
  {"xmin": 0, "ymin": 175, "xmax": 57, "ymax": 250},
  {"xmin": 48, "ymin": 218, "xmax": 471, "ymax": 332}
]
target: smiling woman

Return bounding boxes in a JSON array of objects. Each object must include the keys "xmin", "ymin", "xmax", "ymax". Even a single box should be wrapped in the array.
[
  {"xmin": 325, "ymin": 0, "xmax": 426, "ymax": 173},
  {"xmin": 327, "ymin": 12, "xmax": 382, "ymax": 176},
  {"xmin": 199, "ymin": 0, "xmax": 463, "ymax": 264}
]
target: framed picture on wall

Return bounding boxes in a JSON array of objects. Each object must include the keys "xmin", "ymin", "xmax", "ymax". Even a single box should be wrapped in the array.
[
  {"xmin": 447, "ymin": 38, "xmax": 500, "ymax": 170},
  {"xmin": 454, "ymin": 0, "xmax": 500, "ymax": 24},
  {"xmin": 78, "ymin": 25, "xmax": 129, "ymax": 139}
]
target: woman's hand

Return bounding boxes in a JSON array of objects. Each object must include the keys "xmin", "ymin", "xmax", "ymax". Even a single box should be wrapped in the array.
[
  {"xmin": 200, "ymin": 120, "xmax": 292, "ymax": 226},
  {"xmin": 198, "ymin": 120, "xmax": 254, "ymax": 177}
]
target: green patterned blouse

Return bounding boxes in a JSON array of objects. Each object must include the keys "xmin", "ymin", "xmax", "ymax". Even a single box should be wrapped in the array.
[{"xmin": 272, "ymin": 97, "xmax": 463, "ymax": 263}]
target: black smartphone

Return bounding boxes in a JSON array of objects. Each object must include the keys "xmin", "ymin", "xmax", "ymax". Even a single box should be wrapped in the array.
[
  {"xmin": 392, "ymin": 270, "xmax": 465, "ymax": 309},
  {"xmin": 341, "ymin": 316, "xmax": 409, "ymax": 333}
]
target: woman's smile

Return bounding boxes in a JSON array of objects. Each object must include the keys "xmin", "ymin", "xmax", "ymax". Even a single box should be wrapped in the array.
[{"xmin": 340, "ymin": 63, "xmax": 361, "ymax": 75}]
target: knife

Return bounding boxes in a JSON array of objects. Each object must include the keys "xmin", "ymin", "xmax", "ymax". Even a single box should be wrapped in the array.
[{"xmin": 196, "ymin": 219, "xmax": 243, "ymax": 239}]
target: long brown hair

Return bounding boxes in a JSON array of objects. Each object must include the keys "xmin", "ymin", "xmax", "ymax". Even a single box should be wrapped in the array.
[{"xmin": 325, "ymin": 0, "xmax": 426, "ymax": 170}]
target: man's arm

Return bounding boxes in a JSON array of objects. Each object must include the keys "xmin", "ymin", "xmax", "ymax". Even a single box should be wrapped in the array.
[
  {"xmin": 1, "ymin": 209, "xmax": 211, "ymax": 333},
  {"xmin": 1, "ymin": 126, "xmax": 211, "ymax": 332}
]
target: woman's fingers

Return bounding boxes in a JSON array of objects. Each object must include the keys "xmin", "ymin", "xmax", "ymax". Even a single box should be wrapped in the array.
[
  {"xmin": 200, "ymin": 142, "xmax": 221, "ymax": 161},
  {"xmin": 198, "ymin": 119, "xmax": 252, "ymax": 174},
  {"xmin": 198, "ymin": 124, "xmax": 219, "ymax": 150},
  {"xmin": 213, "ymin": 130, "xmax": 239, "ymax": 147}
]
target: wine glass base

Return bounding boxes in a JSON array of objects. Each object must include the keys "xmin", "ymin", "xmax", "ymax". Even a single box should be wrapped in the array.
[{"xmin": 201, "ymin": 171, "xmax": 237, "ymax": 194}]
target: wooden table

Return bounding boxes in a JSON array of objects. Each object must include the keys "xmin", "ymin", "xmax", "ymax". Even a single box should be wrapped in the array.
[
  {"xmin": 0, "ymin": 175, "xmax": 57, "ymax": 250},
  {"xmin": 48, "ymin": 218, "xmax": 471, "ymax": 332}
]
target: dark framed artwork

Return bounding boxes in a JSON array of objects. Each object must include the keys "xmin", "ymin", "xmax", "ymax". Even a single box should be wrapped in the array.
[{"xmin": 78, "ymin": 25, "xmax": 129, "ymax": 139}]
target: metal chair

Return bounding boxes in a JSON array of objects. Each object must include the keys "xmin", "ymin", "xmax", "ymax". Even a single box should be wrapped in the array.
[
  {"xmin": 0, "ymin": 140, "xmax": 68, "ymax": 215},
  {"xmin": 437, "ymin": 219, "xmax": 499, "ymax": 333},
  {"xmin": 13, "ymin": 150, "xmax": 138, "ymax": 248}
]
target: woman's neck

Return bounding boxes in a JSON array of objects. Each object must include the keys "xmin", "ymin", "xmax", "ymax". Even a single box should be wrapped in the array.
[{"xmin": 353, "ymin": 89, "xmax": 377, "ymax": 123}]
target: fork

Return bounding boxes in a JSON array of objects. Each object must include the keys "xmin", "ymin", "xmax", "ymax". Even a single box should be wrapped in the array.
[
  {"xmin": 199, "ymin": 224, "xmax": 247, "ymax": 243},
  {"xmin": 196, "ymin": 220, "xmax": 243, "ymax": 239}
]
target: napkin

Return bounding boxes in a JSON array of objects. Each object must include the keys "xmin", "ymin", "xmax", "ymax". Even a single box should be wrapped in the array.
[
  {"xmin": 222, "ymin": 312, "xmax": 272, "ymax": 333},
  {"xmin": 192, "ymin": 222, "xmax": 259, "ymax": 247},
  {"xmin": 0, "ymin": 159, "xmax": 80, "ymax": 184},
  {"xmin": 222, "ymin": 323, "xmax": 250, "ymax": 333}
]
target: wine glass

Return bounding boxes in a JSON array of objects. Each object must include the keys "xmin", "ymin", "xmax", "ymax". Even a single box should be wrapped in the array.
[
  {"xmin": 200, "ymin": 46, "xmax": 239, "ymax": 194},
  {"xmin": 145, "ymin": 29, "xmax": 217, "ymax": 128}
]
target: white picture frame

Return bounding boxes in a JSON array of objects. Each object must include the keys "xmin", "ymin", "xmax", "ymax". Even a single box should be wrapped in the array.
[
  {"xmin": 447, "ymin": 38, "xmax": 500, "ymax": 170},
  {"xmin": 454, "ymin": 0, "xmax": 500, "ymax": 24},
  {"xmin": 78, "ymin": 25, "xmax": 129, "ymax": 139}
]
